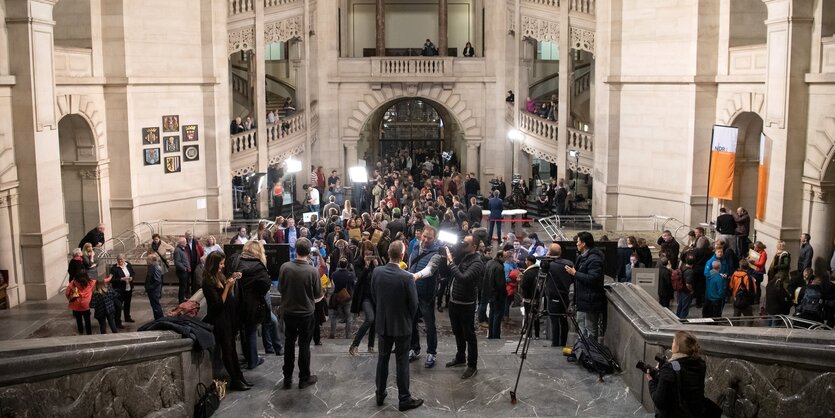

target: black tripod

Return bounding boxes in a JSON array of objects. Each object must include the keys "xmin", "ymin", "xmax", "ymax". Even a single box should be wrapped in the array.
[{"xmin": 510, "ymin": 260, "xmax": 562, "ymax": 404}]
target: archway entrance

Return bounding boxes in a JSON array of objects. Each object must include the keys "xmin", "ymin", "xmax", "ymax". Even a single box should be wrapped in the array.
[
  {"xmin": 59, "ymin": 114, "xmax": 101, "ymax": 247},
  {"xmin": 725, "ymin": 112, "xmax": 764, "ymax": 215},
  {"xmin": 358, "ymin": 98, "xmax": 464, "ymax": 175}
]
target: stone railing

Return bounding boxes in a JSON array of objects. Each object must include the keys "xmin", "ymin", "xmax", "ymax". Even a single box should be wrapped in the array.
[
  {"xmin": 53, "ymin": 46, "xmax": 94, "ymax": 79},
  {"xmin": 231, "ymin": 128, "xmax": 257, "ymax": 154},
  {"xmin": 519, "ymin": 110, "xmax": 559, "ymax": 144},
  {"xmin": 728, "ymin": 43, "xmax": 767, "ymax": 76},
  {"xmin": 567, "ymin": 127, "xmax": 593, "ymax": 152},
  {"xmin": 522, "ymin": 0, "xmax": 560, "ymax": 8},
  {"xmin": 573, "ymin": 67, "xmax": 591, "ymax": 97},
  {"xmin": 232, "ymin": 72, "xmax": 249, "ymax": 99},
  {"xmin": 372, "ymin": 57, "xmax": 452, "ymax": 77},
  {"xmin": 0, "ymin": 331, "xmax": 212, "ymax": 417},
  {"xmin": 266, "ymin": 111, "xmax": 305, "ymax": 143},
  {"xmin": 264, "ymin": 0, "xmax": 299, "ymax": 8},
  {"xmin": 569, "ymin": 0, "xmax": 594, "ymax": 15},
  {"xmin": 505, "ymin": 103, "xmax": 515, "ymax": 125},
  {"xmin": 229, "ymin": 0, "xmax": 254, "ymax": 16}
]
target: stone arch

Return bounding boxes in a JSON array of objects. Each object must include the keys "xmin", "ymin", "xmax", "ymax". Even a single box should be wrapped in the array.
[
  {"xmin": 55, "ymin": 94, "xmax": 106, "ymax": 160},
  {"xmin": 803, "ymin": 106, "xmax": 835, "ymax": 182},
  {"xmin": 716, "ymin": 91, "xmax": 765, "ymax": 126},
  {"xmin": 343, "ymin": 83, "xmax": 480, "ymax": 138}
]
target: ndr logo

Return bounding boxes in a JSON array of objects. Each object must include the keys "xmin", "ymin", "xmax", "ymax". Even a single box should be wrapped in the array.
[{"xmin": 713, "ymin": 146, "xmax": 728, "ymax": 152}]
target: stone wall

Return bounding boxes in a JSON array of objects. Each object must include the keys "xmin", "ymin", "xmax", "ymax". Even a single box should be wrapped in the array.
[
  {"xmin": 0, "ymin": 331, "xmax": 213, "ymax": 417},
  {"xmin": 604, "ymin": 283, "xmax": 835, "ymax": 417}
]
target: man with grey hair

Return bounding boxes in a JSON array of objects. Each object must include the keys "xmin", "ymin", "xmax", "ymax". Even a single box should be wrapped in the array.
[
  {"xmin": 78, "ymin": 223, "xmax": 106, "ymax": 249},
  {"xmin": 144, "ymin": 253, "xmax": 164, "ymax": 320},
  {"xmin": 173, "ymin": 237, "xmax": 191, "ymax": 303}
]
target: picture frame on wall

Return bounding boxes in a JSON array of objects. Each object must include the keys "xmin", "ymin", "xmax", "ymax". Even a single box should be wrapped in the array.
[
  {"xmin": 144, "ymin": 148, "xmax": 161, "ymax": 166},
  {"xmin": 164, "ymin": 156, "xmax": 181, "ymax": 173},
  {"xmin": 142, "ymin": 127, "xmax": 160, "ymax": 145},
  {"xmin": 164, "ymin": 135, "xmax": 180, "ymax": 153},
  {"xmin": 182, "ymin": 124, "xmax": 198, "ymax": 142},
  {"xmin": 162, "ymin": 115, "xmax": 180, "ymax": 133},
  {"xmin": 183, "ymin": 145, "xmax": 199, "ymax": 162}
]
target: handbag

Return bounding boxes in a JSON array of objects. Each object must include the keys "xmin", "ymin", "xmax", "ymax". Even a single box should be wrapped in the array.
[
  {"xmin": 68, "ymin": 285, "xmax": 80, "ymax": 302},
  {"xmin": 334, "ymin": 288, "xmax": 350, "ymax": 305},
  {"xmin": 193, "ymin": 382, "xmax": 220, "ymax": 418}
]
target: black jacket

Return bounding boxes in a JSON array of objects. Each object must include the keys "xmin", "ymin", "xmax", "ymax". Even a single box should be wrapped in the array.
[
  {"xmin": 229, "ymin": 254, "xmax": 271, "ymax": 324},
  {"xmin": 371, "ymin": 263, "xmax": 418, "ymax": 337},
  {"xmin": 520, "ymin": 266, "xmax": 540, "ymax": 300},
  {"xmin": 109, "ymin": 263, "xmax": 136, "ymax": 292},
  {"xmin": 715, "ymin": 213, "xmax": 736, "ymax": 235},
  {"xmin": 468, "ymin": 204, "xmax": 483, "ymax": 225},
  {"xmin": 78, "ymin": 228, "xmax": 105, "ymax": 249},
  {"xmin": 546, "ymin": 258, "xmax": 574, "ymax": 303},
  {"xmin": 616, "ymin": 247, "xmax": 632, "ymax": 281},
  {"xmin": 482, "ymin": 258, "xmax": 505, "ymax": 303},
  {"xmin": 648, "ymin": 356, "xmax": 706, "ymax": 418},
  {"xmin": 139, "ymin": 315, "xmax": 216, "ymax": 351},
  {"xmin": 449, "ymin": 252, "xmax": 485, "ymax": 304},
  {"xmin": 351, "ymin": 261, "xmax": 375, "ymax": 313},
  {"xmin": 574, "ymin": 247, "xmax": 606, "ymax": 313},
  {"xmin": 465, "ymin": 178, "xmax": 480, "ymax": 196},
  {"xmin": 658, "ymin": 265, "xmax": 674, "ymax": 299},
  {"xmin": 765, "ymin": 279, "xmax": 792, "ymax": 315}
]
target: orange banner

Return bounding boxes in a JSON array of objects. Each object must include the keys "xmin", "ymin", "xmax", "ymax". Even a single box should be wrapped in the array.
[
  {"xmin": 756, "ymin": 134, "xmax": 771, "ymax": 220},
  {"xmin": 708, "ymin": 150, "xmax": 735, "ymax": 200}
]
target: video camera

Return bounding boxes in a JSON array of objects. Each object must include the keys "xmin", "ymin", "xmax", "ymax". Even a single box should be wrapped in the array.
[{"xmin": 635, "ymin": 354, "xmax": 667, "ymax": 379}]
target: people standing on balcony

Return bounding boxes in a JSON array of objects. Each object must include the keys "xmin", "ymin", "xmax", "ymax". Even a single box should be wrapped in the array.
[
  {"xmin": 506, "ymin": 90, "xmax": 515, "ymax": 104},
  {"xmin": 243, "ymin": 116, "xmax": 256, "ymax": 130},
  {"xmin": 547, "ymin": 94, "xmax": 558, "ymax": 121},
  {"xmin": 267, "ymin": 109, "xmax": 276, "ymax": 125},
  {"xmin": 316, "ymin": 166, "xmax": 326, "ymax": 199},
  {"xmin": 463, "ymin": 42, "xmax": 474, "ymax": 57},
  {"xmin": 109, "ymin": 254, "xmax": 136, "ymax": 324},
  {"xmin": 230, "ymin": 116, "xmax": 244, "ymax": 134},
  {"xmin": 714, "ymin": 207, "xmax": 737, "ymax": 253},
  {"xmin": 422, "ymin": 39, "xmax": 438, "ymax": 56},
  {"xmin": 283, "ymin": 97, "xmax": 296, "ymax": 114},
  {"xmin": 525, "ymin": 96, "xmax": 536, "ymax": 113}
]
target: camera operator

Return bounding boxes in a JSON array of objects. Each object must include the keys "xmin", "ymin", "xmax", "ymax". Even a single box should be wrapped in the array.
[
  {"xmin": 545, "ymin": 244, "xmax": 574, "ymax": 347},
  {"xmin": 646, "ymin": 331, "xmax": 707, "ymax": 418},
  {"xmin": 519, "ymin": 255, "xmax": 541, "ymax": 339},
  {"xmin": 444, "ymin": 235, "xmax": 485, "ymax": 379}
]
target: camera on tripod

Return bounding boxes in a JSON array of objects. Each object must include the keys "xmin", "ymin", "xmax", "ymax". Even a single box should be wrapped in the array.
[{"xmin": 635, "ymin": 354, "xmax": 667, "ymax": 379}]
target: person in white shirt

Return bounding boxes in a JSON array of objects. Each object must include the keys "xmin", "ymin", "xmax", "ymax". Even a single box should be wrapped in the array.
[
  {"xmin": 231, "ymin": 227, "xmax": 249, "ymax": 245},
  {"xmin": 304, "ymin": 184, "xmax": 320, "ymax": 214},
  {"xmin": 267, "ymin": 110, "xmax": 276, "ymax": 125}
]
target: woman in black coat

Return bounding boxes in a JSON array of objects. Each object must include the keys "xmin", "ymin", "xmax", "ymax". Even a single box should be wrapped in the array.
[
  {"xmin": 202, "ymin": 252, "xmax": 250, "ymax": 391},
  {"xmin": 647, "ymin": 331, "xmax": 709, "ymax": 418},
  {"xmin": 227, "ymin": 241, "xmax": 272, "ymax": 371},
  {"xmin": 349, "ymin": 242, "xmax": 377, "ymax": 355},
  {"xmin": 109, "ymin": 254, "xmax": 136, "ymax": 323},
  {"xmin": 657, "ymin": 259, "xmax": 674, "ymax": 309}
]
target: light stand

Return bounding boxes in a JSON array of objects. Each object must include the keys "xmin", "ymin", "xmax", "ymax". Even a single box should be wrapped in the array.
[
  {"xmin": 349, "ymin": 166, "xmax": 368, "ymax": 213},
  {"xmin": 569, "ymin": 149, "xmax": 579, "ymax": 212},
  {"xmin": 285, "ymin": 157, "xmax": 302, "ymax": 220}
]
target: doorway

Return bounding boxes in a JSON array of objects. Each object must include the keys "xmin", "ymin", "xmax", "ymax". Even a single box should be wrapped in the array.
[{"xmin": 59, "ymin": 114, "xmax": 101, "ymax": 247}]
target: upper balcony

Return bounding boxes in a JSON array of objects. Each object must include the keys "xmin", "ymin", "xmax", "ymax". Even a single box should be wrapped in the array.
[{"xmin": 336, "ymin": 57, "xmax": 489, "ymax": 83}]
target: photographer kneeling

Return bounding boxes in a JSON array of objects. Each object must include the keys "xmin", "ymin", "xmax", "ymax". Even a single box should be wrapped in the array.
[{"xmin": 646, "ymin": 331, "xmax": 708, "ymax": 418}]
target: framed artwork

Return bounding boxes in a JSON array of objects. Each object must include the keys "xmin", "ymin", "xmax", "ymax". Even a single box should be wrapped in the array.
[
  {"xmin": 183, "ymin": 145, "xmax": 199, "ymax": 162},
  {"xmin": 142, "ymin": 127, "xmax": 160, "ymax": 145},
  {"xmin": 144, "ymin": 148, "xmax": 161, "ymax": 166},
  {"xmin": 182, "ymin": 124, "xmax": 198, "ymax": 141},
  {"xmin": 164, "ymin": 135, "xmax": 180, "ymax": 153},
  {"xmin": 162, "ymin": 115, "xmax": 180, "ymax": 133},
  {"xmin": 164, "ymin": 156, "xmax": 181, "ymax": 173}
]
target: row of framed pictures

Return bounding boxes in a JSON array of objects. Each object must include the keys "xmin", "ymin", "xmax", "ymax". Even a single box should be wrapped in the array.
[{"xmin": 142, "ymin": 116, "xmax": 200, "ymax": 173}]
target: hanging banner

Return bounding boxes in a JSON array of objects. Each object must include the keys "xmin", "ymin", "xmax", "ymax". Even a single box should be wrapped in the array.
[
  {"xmin": 708, "ymin": 125, "xmax": 739, "ymax": 200},
  {"xmin": 756, "ymin": 133, "xmax": 771, "ymax": 220}
]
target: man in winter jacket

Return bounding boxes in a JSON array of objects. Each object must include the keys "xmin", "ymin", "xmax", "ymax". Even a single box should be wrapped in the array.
[
  {"xmin": 444, "ymin": 235, "xmax": 485, "ymax": 379},
  {"xmin": 483, "ymin": 251, "xmax": 508, "ymax": 339},
  {"xmin": 408, "ymin": 227, "xmax": 444, "ymax": 368},
  {"xmin": 798, "ymin": 233, "xmax": 814, "ymax": 273},
  {"xmin": 564, "ymin": 231, "xmax": 606, "ymax": 342},
  {"xmin": 546, "ymin": 244, "xmax": 574, "ymax": 347}
]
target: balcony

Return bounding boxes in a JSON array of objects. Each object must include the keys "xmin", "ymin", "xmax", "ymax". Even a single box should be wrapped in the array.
[
  {"xmin": 515, "ymin": 109, "xmax": 594, "ymax": 173},
  {"xmin": 336, "ymin": 57, "xmax": 487, "ymax": 83},
  {"xmin": 230, "ymin": 111, "xmax": 310, "ymax": 176},
  {"xmin": 228, "ymin": 0, "xmax": 300, "ymax": 17}
]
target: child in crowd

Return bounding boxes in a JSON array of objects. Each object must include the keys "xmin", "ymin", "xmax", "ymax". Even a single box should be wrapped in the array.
[
  {"xmin": 65, "ymin": 272, "xmax": 94, "ymax": 335},
  {"xmin": 90, "ymin": 278, "xmax": 120, "ymax": 334},
  {"xmin": 703, "ymin": 260, "xmax": 725, "ymax": 318}
]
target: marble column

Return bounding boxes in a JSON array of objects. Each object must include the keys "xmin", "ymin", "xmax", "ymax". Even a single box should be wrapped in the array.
[
  {"xmin": 756, "ymin": 0, "xmax": 814, "ymax": 246},
  {"xmin": 254, "ymin": 0, "xmax": 269, "ymax": 216},
  {"xmin": 556, "ymin": 3, "xmax": 570, "ymax": 182},
  {"xmin": 6, "ymin": 0, "xmax": 70, "ymax": 300},
  {"xmin": 466, "ymin": 142, "xmax": 480, "ymax": 179},
  {"xmin": 802, "ymin": 182, "xmax": 835, "ymax": 274},
  {"xmin": 439, "ymin": 0, "xmax": 448, "ymax": 56},
  {"xmin": 0, "ymin": 189, "xmax": 22, "ymax": 307},
  {"xmin": 375, "ymin": 0, "xmax": 385, "ymax": 56},
  {"xmin": 344, "ymin": 141, "xmax": 358, "ymax": 173}
]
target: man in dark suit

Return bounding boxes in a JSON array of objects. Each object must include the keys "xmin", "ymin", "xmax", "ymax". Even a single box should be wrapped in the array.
[
  {"xmin": 78, "ymin": 223, "xmax": 106, "ymax": 249},
  {"xmin": 467, "ymin": 197, "xmax": 482, "ymax": 226},
  {"xmin": 371, "ymin": 241, "xmax": 423, "ymax": 412},
  {"xmin": 487, "ymin": 191, "xmax": 504, "ymax": 242}
]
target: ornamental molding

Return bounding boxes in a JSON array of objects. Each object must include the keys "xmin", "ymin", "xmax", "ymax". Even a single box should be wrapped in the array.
[
  {"xmin": 228, "ymin": 25, "xmax": 255, "ymax": 55},
  {"xmin": 507, "ymin": 4, "xmax": 516, "ymax": 34},
  {"xmin": 521, "ymin": 15, "xmax": 559, "ymax": 43},
  {"xmin": 79, "ymin": 168, "xmax": 102, "ymax": 180},
  {"xmin": 569, "ymin": 26, "xmax": 595, "ymax": 54},
  {"xmin": 232, "ymin": 163, "xmax": 257, "ymax": 177},
  {"xmin": 567, "ymin": 160, "xmax": 593, "ymax": 175},
  {"xmin": 0, "ymin": 190, "xmax": 19, "ymax": 208},
  {"xmin": 521, "ymin": 144, "xmax": 558, "ymax": 165},
  {"xmin": 264, "ymin": 16, "xmax": 303, "ymax": 45},
  {"xmin": 267, "ymin": 144, "xmax": 304, "ymax": 166}
]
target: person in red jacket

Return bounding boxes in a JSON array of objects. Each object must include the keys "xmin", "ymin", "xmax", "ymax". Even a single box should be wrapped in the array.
[{"xmin": 65, "ymin": 272, "xmax": 103, "ymax": 335}]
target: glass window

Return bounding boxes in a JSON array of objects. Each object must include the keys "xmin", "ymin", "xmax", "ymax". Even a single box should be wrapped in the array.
[
  {"xmin": 265, "ymin": 42, "xmax": 285, "ymax": 60},
  {"xmin": 536, "ymin": 41, "xmax": 559, "ymax": 61}
]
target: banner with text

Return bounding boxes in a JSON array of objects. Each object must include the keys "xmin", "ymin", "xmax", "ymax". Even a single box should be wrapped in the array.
[{"xmin": 708, "ymin": 125, "xmax": 739, "ymax": 201}]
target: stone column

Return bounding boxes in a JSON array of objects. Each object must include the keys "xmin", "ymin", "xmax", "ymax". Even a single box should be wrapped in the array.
[
  {"xmin": 439, "ymin": 0, "xmax": 448, "ymax": 56},
  {"xmin": 6, "ymin": 0, "xmax": 70, "ymax": 300},
  {"xmin": 0, "ymin": 189, "xmax": 22, "ymax": 307},
  {"xmin": 756, "ymin": 0, "xmax": 814, "ymax": 246},
  {"xmin": 344, "ymin": 141, "xmax": 358, "ymax": 173},
  {"xmin": 556, "ymin": 4, "xmax": 570, "ymax": 183},
  {"xmin": 466, "ymin": 141, "xmax": 480, "ymax": 181},
  {"xmin": 254, "ymin": 0, "xmax": 269, "ymax": 216},
  {"xmin": 802, "ymin": 182, "xmax": 835, "ymax": 274},
  {"xmin": 375, "ymin": 0, "xmax": 385, "ymax": 56}
]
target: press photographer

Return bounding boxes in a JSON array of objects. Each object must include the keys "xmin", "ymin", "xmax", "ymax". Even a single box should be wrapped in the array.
[{"xmin": 644, "ymin": 331, "xmax": 718, "ymax": 418}]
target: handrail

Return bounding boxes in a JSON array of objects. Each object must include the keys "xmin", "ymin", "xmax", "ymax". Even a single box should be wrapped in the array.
[
  {"xmin": 519, "ymin": 111, "xmax": 558, "ymax": 144},
  {"xmin": 266, "ymin": 110, "xmax": 305, "ymax": 143},
  {"xmin": 231, "ymin": 128, "xmax": 257, "ymax": 154}
]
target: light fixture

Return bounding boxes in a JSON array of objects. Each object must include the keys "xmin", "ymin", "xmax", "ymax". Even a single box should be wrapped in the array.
[
  {"xmin": 568, "ymin": 149, "xmax": 579, "ymax": 158},
  {"xmin": 285, "ymin": 157, "xmax": 302, "ymax": 173},
  {"xmin": 349, "ymin": 166, "xmax": 368, "ymax": 183},
  {"xmin": 241, "ymin": 50, "xmax": 249, "ymax": 62},
  {"xmin": 508, "ymin": 128, "xmax": 523, "ymax": 142}
]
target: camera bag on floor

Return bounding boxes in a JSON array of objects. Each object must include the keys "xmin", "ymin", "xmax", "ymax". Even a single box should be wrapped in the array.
[{"xmin": 572, "ymin": 335, "xmax": 619, "ymax": 379}]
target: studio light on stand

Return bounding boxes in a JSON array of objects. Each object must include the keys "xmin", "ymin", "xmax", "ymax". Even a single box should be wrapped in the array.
[
  {"xmin": 349, "ymin": 166, "xmax": 368, "ymax": 212},
  {"xmin": 568, "ymin": 149, "xmax": 579, "ymax": 191},
  {"xmin": 285, "ymin": 157, "xmax": 302, "ymax": 219}
]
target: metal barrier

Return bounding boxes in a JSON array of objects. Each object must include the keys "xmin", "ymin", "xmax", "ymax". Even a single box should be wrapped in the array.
[
  {"xmin": 681, "ymin": 315, "xmax": 832, "ymax": 330},
  {"xmin": 538, "ymin": 213, "xmax": 715, "ymax": 248}
]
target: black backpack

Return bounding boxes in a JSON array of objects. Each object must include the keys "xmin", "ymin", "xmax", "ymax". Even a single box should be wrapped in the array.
[
  {"xmin": 572, "ymin": 337, "xmax": 620, "ymax": 379},
  {"xmin": 733, "ymin": 273, "xmax": 755, "ymax": 309},
  {"xmin": 797, "ymin": 286, "xmax": 825, "ymax": 321}
]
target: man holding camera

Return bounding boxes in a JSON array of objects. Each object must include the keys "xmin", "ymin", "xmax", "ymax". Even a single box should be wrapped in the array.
[
  {"xmin": 444, "ymin": 235, "xmax": 485, "ymax": 379},
  {"xmin": 408, "ymin": 227, "xmax": 445, "ymax": 368}
]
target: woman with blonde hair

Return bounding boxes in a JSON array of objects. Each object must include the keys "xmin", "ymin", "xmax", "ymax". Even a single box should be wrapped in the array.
[
  {"xmin": 202, "ymin": 235, "xmax": 223, "ymax": 261},
  {"xmin": 82, "ymin": 243, "xmax": 98, "ymax": 279},
  {"xmin": 647, "ymin": 331, "xmax": 709, "ymax": 417},
  {"xmin": 768, "ymin": 240, "xmax": 791, "ymax": 281},
  {"xmin": 232, "ymin": 240, "xmax": 271, "ymax": 370}
]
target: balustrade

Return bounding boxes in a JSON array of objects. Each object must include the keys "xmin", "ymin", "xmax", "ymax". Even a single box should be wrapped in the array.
[
  {"xmin": 573, "ymin": 70, "xmax": 591, "ymax": 97},
  {"xmin": 505, "ymin": 103, "xmax": 515, "ymax": 125},
  {"xmin": 519, "ymin": 111, "xmax": 559, "ymax": 144},
  {"xmin": 264, "ymin": 0, "xmax": 299, "ymax": 8},
  {"xmin": 266, "ymin": 111, "xmax": 305, "ymax": 143},
  {"xmin": 569, "ymin": 0, "xmax": 594, "ymax": 15},
  {"xmin": 231, "ymin": 129, "xmax": 257, "ymax": 154},
  {"xmin": 522, "ymin": 0, "xmax": 560, "ymax": 8},
  {"xmin": 567, "ymin": 127, "xmax": 593, "ymax": 152},
  {"xmin": 229, "ymin": 0, "xmax": 253, "ymax": 16},
  {"xmin": 231, "ymin": 73, "xmax": 249, "ymax": 98},
  {"xmin": 376, "ymin": 57, "xmax": 448, "ymax": 76}
]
